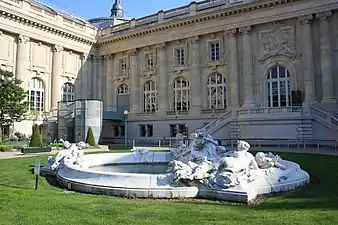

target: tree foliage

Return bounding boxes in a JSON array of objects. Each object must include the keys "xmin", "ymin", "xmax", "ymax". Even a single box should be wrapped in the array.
[
  {"xmin": 0, "ymin": 69, "xmax": 29, "ymax": 140},
  {"xmin": 85, "ymin": 127, "xmax": 96, "ymax": 146},
  {"xmin": 29, "ymin": 124, "xmax": 42, "ymax": 147}
]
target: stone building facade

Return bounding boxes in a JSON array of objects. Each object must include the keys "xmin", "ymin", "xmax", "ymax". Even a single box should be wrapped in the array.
[{"xmin": 1, "ymin": 0, "xmax": 338, "ymax": 143}]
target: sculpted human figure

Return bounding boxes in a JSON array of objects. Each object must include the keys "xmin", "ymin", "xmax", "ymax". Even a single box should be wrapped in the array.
[{"xmin": 255, "ymin": 152, "xmax": 286, "ymax": 170}]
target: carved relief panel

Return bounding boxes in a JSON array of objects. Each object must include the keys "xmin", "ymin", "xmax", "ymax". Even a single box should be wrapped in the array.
[
  {"xmin": 30, "ymin": 41, "xmax": 51, "ymax": 73},
  {"xmin": 63, "ymin": 50, "xmax": 80, "ymax": 78},
  {"xmin": 0, "ymin": 31, "xmax": 15, "ymax": 66},
  {"xmin": 257, "ymin": 22, "xmax": 298, "ymax": 63}
]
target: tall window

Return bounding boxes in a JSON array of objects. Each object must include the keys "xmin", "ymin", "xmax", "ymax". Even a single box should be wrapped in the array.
[
  {"xmin": 173, "ymin": 77, "xmax": 190, "ymax": 111},
  {"xmin": 117, "ymin": 84, "xmax": 129, "ymax": 95},
  {"xmin": 119, "ymin": 58, "xmax": 127, "ymax": 74},
  {"xmin": 143, "ymin": 80, "xmax": 157, "ymax": 113},
  {"xmin": 175, "ymin": 48, "xmax": 185, "ymax": 66},
  {"xmin": 145, "ymin": 53, "xmax": 154, "ymax": 71},
  {"xmin": 267, "ymin": 65, "xmax": 291, "ymax": 107},
  {"xmin": 207, "ymin": 73, "xmax": 226, "ymax": 109},
  {"xmin": 209, "ymin": 41, "xmax": 220, "ymax": 61},
  {"xmin": 28, "ymin": 78, "xmax": 44, "ymax": 112},
  {"xmin": 61, "ymin": 83, "xmax": 75, "ymax": 102}
]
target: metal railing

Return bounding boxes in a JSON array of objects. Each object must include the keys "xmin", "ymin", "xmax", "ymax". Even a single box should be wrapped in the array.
[{"xmin": 103, "ymin": 137, "xmax": 338, "ymax": 154}]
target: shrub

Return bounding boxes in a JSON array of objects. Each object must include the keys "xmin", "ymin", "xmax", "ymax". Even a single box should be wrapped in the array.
[
  {"xmin": 29, "ymin": 124, "xmax": 42, "ymax": 147},
  {"xmin": 85, "ymin": 127, "xmax": 96, "ymax": 146},
  {"xmin": 0, "ymin": 145, "xmax": 20, "ymax": 152}
]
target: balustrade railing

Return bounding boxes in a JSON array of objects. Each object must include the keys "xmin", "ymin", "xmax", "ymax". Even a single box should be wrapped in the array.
[
  {"xmin": 310, "ymin": 105, "xmax": 338, "ymax": 131},
  {"xmin": 237, "ymin": 106, "xmax": 301, "ymax": 116},
  {"xmin": 200, "ymin": 110, "xmax": 232, "ymax": 134},
  {"xmin": 100, "ymin": 0, "xmax": 255, "ymax": 33}
]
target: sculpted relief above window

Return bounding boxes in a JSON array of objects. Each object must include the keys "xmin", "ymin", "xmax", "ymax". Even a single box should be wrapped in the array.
[{"xmin": 258, "ymin": 23, "xmax": 298, "ymax": 62}]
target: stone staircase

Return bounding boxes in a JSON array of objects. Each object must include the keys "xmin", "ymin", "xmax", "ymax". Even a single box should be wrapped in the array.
[
  {"xmin": 201, "ymin": 110, "xmax": 233, "ymax": 136},
  {"xmin": 230, "ymin": 120, "xmax": 240, "ymax": 139},
  {"xmin": 297, "ymin": 119, "xmax": 313, "ymax": 139}
]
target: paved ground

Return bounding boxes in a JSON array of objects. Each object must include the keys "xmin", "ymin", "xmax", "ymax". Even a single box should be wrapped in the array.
[
  {"xmin": 1, "ymin": 146, "xmax": 337, "ymax": 159},
  {"xmin": 0, "ymin": 148, "xmax": 108, "ymax": 160}
]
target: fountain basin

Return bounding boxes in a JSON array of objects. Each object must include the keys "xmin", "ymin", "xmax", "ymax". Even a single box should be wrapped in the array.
[
  {"xmin": 52, "ymin": 151, "xmax": 309, "ymax": 203},
  {"xmin": 56, "ymin": 152, "xmax": 199, "ymax": 198}
]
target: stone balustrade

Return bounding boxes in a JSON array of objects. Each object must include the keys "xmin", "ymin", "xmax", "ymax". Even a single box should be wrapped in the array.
[{"xmin": 99, "ymin": 0, "xmax": 249, "ymax": 36}]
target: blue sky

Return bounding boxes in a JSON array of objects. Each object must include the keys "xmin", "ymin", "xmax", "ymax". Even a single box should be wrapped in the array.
[{"xmin": 40, "ymin": 0, "xmax": 194, "ymax": 19}]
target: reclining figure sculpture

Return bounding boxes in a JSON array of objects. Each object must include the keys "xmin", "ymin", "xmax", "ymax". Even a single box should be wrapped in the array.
[
  {"xmin": 48, "ymin": 139, "xmax": 85, "ymax": 170},
  {"xmin": 162, "ymin": 130, "xmax": 287, "ymax": 190}
]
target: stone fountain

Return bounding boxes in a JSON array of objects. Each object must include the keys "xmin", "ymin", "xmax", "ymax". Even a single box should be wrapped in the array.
[{"xmin": 41, "ymin": 132, "xmax": 309, "ymax": 203}]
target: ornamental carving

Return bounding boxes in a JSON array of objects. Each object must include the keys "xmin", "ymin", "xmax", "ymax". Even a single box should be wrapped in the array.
[
  {"xmin": 53, "ymin": 45, "xmax": 64, "ymax": 52},
  {"xmin": 188, "ymin": 36, "xmax": 199, "ymax": 44},
  {"xmin": 258, "ymin": 23, "xmax": 297, "ymax": 62},
  {"xmin": 156, "ymin": 42, "xmax": 166, "ymax": 50},
  {"xmin": 18, "ymin": 35, "xmax": 30, "ymax": 44},
  {"xmin": 114, "ymin": 75, "xmax": 128, "ymax": 84}
]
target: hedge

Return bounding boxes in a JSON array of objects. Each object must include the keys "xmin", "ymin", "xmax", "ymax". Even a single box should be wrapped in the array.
[{"xmin": 0, "ymin": 145, "xmax": 21, "ymax": 152}]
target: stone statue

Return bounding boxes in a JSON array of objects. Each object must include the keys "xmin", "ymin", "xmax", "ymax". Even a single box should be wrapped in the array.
[
  {"xmin": 255, "ymin": 152, "xmax": 286, "ymax": 170},
  {"xmin": 132, "ymin": 148, "xmax": 154, "ymax": 162},
  {"xmin": 47, "ymin": 139, "xmax": 85, "ymax": 170}
]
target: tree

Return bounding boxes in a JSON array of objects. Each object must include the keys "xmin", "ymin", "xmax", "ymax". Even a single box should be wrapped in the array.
[
  {"xmin": 0, "ymin": 69, "xmax": 29, "ymax": 142},
  {"xmin": 85, "ymin": 127, "xmax": 96, "ymax": 146},
  {"xmin": 29, "ymin": 124, "xmax": 42, "ymax": 147}
]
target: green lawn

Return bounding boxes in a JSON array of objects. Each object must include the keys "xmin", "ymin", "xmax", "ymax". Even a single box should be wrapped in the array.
[{"xmin": 0, "ymin": 152, "xmax": 338, "ymax": 225}]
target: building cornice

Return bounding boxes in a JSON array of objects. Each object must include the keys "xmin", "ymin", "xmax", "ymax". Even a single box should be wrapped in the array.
[
  {"xmin": 0, "ymin": 8, "xmax": 97, "ymax": 45},
  {"xmin": 98, "ymin": 0, "xmax": 302, "ymax": 45}
]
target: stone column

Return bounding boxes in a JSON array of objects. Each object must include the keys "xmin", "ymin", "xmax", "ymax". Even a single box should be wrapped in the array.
[
  {"xmin": 96, "ymin": 56, "xmax": 104, "ymax": 100},
  {"xmin": 15, "ymin": 35, "xmax": 30, "ymax": 83},
  {"xmin": 51, "ymin": 45, "xmax": 63, "ymax": 111},
  {"xmin": 299, "ymin": 15, "xmax": 316, "ymax": 104},
  {"xmin": 92, "ymin": 56, "xmax": 98, "ymax": 99},
  {"xmin": 130, "ymin": 49, "xmax": 139, "ymax": 114},
  {"xmin": 88, "ymin": 55, "xmax": 94, "ymax": 99},
  {"xmin": 240, "ymin": 26, "xmax": 255, "ymax": 108},
  {"xmin": 226, "ymin": 29, "xmax": 239, "ymax": 109},
  {"xmin": 80, "ymin": 53, "xmax": 88, "ymax": 99},
  {"xmin": 189, "ymin": 36, "xmax": 201, "ymax": 116},
  {"xmin": 105, "ymin": 54, "xmax": 114, "ymax": 111},
  {"xmin": 157, "ymin": 42, "xmax": 168, "ymax": 115},
  {"xmin": 317, "ymin": 11, "xmax": 336, "ymax": 103}
]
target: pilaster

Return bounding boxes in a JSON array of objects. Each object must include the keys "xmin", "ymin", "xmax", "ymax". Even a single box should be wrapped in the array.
[
  {"xmin": 105, "ymin": 54, "xmax": 115, "ymax": 111},
  {"xmin": 130, "ymin": 49, "xmax": 139, "ymax": 114},
  {"xmin": 226, "ymin": 28, "xmax": 239, "ymax": 109},
  {"xmin": 189, "ymin": 36, "xmax": 201, "ymax": 116},
  {"xmin": 92, "ymin": 56, "xmax": 99, "ymax": 99},
  {"xmin": 157, "ymin": 42, "xmax": 168, "ymax": 116},
  {"xmin": 51, "ymin": 45, "xmax": 63, "ymax": 112},
  {"xmin": 15, "ymin": 35, "xmax": 30, "ymax": 85},
  {"xmin": 298, "ymin": 15, "xmax": 317, "ymax": 105},
  {"xmin": 316, "ymin": 11, "xmax": 336, "ymax": 103},
  {"xmin": 80, "ymin": 53, "xmax": 88, "ymax": 99},
  {"xmin": 239, "ymin": 26, "xmax": 255, "ymax": 108}
]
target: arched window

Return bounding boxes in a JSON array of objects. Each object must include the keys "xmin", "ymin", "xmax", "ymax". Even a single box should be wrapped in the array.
[
  {"xmin": 28, "ymin": 78, "xmax": 44, "ymax": 112},
  {"xmin": 267, "ymin": 65, "xmax": 291, "ymax": 107},
  {"xmin": 173, "ymin": 77, "xmax": 190, "ymax": 111},
  {"xmin": 117, "ymin": 84, "xmax": 129, "ymax": 95},
  {"xmin": 207, "ymin": 73, "xmax": 226, "ymax": 109},
  {"xmin": 61, "ymin": 83, "xmax": 75, "ymax": 102},
  {"xmin": 143, "ymin": 80, "xmax": 157, "ymax": 113}
]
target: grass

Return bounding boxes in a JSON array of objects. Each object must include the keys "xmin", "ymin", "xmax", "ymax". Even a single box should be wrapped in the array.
[{"xmin": 0, "ymin": 152, "xmax": 338, "ymax": 225}]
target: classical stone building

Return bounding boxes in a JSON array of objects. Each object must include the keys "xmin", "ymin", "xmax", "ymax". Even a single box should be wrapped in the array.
[{"xmin": 1, "ymin": 0, "xmax": 338, "ymax": 144}]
